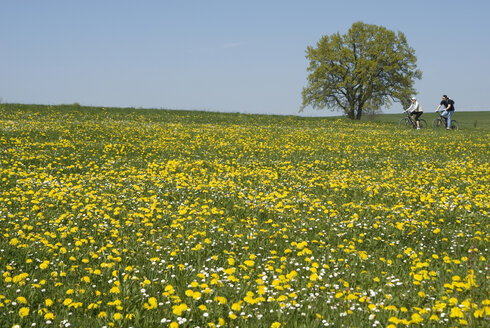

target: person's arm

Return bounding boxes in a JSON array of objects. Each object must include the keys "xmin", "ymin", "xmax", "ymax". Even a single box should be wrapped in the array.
[
  {"xmin": 436, "ymin": 104, "xmax": 442, "ymax": 112},
  {"xmin": 446, "ymin": 102, "xmax": 452, "ymax": 110}
]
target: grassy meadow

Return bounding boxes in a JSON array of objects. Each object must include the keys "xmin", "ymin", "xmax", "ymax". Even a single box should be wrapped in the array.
[
  {"xmin": 362, "ymin": 111, "xmax": 490, "ymax": 130},
  {"xmin": 0, "ymin": 104, "xmax": 489, "ymax": 328}
]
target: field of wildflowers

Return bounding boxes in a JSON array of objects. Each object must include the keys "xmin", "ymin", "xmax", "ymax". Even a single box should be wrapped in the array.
[{"xmin": 0, "ymin": 104, "xmax": 488, "ymax": 328}]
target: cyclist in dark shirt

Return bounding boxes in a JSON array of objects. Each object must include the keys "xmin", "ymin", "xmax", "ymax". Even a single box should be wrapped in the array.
[{"xmin": 435, "ymin": 95, "xmax": 455, "ymax": 129}]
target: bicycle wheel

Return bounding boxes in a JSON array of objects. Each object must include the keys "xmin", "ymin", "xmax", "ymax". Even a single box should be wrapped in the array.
[
  {"xmin": 398, "ymin": 117, "xmax": 412, "ymax": 129},
  {"xmin": 432, "ymin": 118, "xmax": 445, "ymax": 129},
  {"xmin": 450, "ymin": 120, "xmax": 459, "ymax": 131},
  {"xmin": 419, "ymin": 119, "xmax": 428, "ymax": 129}
]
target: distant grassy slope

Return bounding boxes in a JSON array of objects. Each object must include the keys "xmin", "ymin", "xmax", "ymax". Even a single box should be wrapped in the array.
[
  {"xmin": 2, "ymin": 103, "xmax": 489, "ymax": 129},
  {"xmin": 0, "ymin": 103, "xmax": 341, "ymax": 127},
  {"xmin": 363, "ymin": 111, "xmax": 490, "ymax": 130}
]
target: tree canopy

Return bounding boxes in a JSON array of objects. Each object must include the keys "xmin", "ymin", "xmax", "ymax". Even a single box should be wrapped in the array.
[{"xmin": 301, "ymin": 22, "xmax": 422, "ymax": 119}]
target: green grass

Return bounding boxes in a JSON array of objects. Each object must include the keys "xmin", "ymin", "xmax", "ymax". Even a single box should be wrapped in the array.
[
  {"xmin": 0, "ymin": 103, "xmax": 489, "ymax": 328},
  {"xmin": 362, "ymin": 111, "xmax": 490, "ymax": 130}
]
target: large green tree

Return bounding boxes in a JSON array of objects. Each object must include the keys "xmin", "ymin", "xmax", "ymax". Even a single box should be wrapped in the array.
[{"xmin": 301, "ymin": 22, "xmax": 422, "ymax": 119}]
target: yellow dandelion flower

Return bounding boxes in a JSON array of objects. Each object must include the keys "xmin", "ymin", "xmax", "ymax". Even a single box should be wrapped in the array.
[
  {"xmin": 224, "ymin": 267, "xmax": 235, "ymax": 275},
  {"xmin": 244, "ymin": 260, "xmax": 254, "ymax": 267},
  {"xmin": 148, "ymin": 297, "xmax": 157, "ymax": 307},
  {"xmin": 231, "ymin": 302, "xmax": 241, "ymax": 311},
  {"xmin": 214, "ymin": 296, "xmax": 227, "ymax": 304},
  {"xmin": 9, "ymin": 238, "xmax": 20, "ymax": 246},
  {"xmin": 172, "ymin": 303, "xmax": 188, "ymax": 316},
  {"xmin": 144, "ymin": 297, "xmax": 158, "ymax": 310},
  {"xmin": 109, "ymin": 286, "xmax": 120, "ymax": 294},
  {"xmin": 429, "ymin": 314, "xmax": 438, "ymax": 321},
  {"xmin": 473, "ymin": 308, "xmax": 484, "ymax": 318},
  {"xmin": 164, "ymin": 285, "xmax": 175, "ymax": 294},
  {"xmin": 450, "ymin": 307, "xmax": 464, "ymax": 318},
  {"xmin": 388, "ymin": 317, "xmax": 399, "ymax": 324},
  {"xmin": 413, "ymin": 274, "xmax": 423, "ymax": 281},
  {"xmin": 44, "ymin": 312, "xmax": 55, "ymax": 320},
  {"xmin": 18, "ymin": 307, "xmax": 29, "ymax": 318},
  {"xmin": 411, "ymin": 313, "xmax": 423, "ymax": 324}
]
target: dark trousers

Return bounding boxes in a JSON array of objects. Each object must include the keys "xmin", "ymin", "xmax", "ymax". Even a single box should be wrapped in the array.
[{"xmin": 411, "ymin": 112, "xmax": 423, "ymax": 122}]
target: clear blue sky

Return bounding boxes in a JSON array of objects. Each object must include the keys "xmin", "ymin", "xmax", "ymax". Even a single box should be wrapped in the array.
[{"xmin": 1, "ymin": 0, "xmax": 489, "ymax": 116}]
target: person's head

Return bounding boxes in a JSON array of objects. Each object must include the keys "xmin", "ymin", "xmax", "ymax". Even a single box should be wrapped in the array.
[
  {"xmin": 442, "ymin": 95, "xmax": 448, "ymax": 100},
  {"xmin": 411, "ymin": 97, "xmax": 416, "ymax": 102}
]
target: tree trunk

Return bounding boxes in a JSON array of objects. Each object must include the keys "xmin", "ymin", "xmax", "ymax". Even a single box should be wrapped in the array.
[
  {"xmin": 355, "ymin": 107, "xmax": 363, "ymax": 120},
  {"xmin": 347, "ymin": 106, "xmax": 355, "ymax": 119}
]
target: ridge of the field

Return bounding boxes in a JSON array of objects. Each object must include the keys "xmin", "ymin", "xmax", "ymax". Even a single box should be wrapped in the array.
[
  {"xmin": 2, "ymin": 103, "xmax": 489, "ymax": 130},
  {"xmin": 361, "ymin": 111, "xmax": 490, "ymax": 130}
]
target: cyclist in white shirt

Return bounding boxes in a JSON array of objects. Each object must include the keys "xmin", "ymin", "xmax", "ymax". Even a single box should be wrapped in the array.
[{"xmin": 405, "ymin": 96, "xmax": 423, "ymax": 129}]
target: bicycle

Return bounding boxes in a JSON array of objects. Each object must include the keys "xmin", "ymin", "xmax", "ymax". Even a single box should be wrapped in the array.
[
  {"xmin": 398, "ymin": 111, "xmax": 427, "ymax": 129},
  {"xmin": 432, "ymin": 111, "xmax": 459, "ymax": 130}
]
